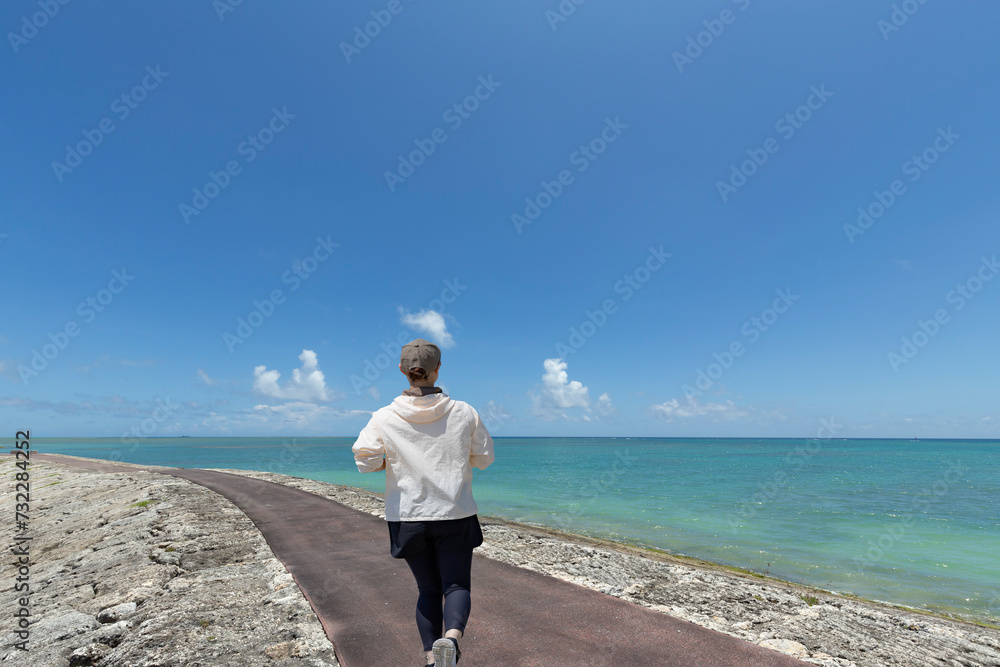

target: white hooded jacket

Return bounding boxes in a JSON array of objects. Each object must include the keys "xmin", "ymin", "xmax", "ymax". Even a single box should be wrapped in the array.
[{"xmin": 352, "ymin": 393, "xmax": 494, "ymax": 521}]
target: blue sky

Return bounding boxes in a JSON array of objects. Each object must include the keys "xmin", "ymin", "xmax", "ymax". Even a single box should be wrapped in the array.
[{"xmin": 2, "ymin": 1, "xmax": 998, "ymax": 438}]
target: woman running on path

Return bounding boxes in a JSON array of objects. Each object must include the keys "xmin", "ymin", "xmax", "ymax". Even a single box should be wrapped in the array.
[{"xmin": 353, "ymin": 338, "xmax": 495, "ymax": 667}]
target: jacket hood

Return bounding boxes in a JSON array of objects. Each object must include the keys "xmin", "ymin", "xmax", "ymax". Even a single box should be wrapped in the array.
[{"xmin": 390, "ymin": 393, "xmax": 455, "ymax": 424}]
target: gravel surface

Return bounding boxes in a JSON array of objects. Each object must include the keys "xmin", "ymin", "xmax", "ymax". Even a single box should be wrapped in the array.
[{"xmin": 1, "ymin": 460, "xmax": 338, "ymax": 667}]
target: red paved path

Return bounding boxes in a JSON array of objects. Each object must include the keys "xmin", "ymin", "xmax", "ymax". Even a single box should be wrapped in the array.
[{"xmin": 36, "ymin": 453, "xmax": 810, "ymax": 667}]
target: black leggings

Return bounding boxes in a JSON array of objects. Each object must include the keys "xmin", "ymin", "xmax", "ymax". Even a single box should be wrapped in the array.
[{"xmin": 403, "ymin": 547, "xmax": 473, "ymax": 651}]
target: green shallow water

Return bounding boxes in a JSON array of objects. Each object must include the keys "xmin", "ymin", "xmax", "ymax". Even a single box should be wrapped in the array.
[{"xmin": 18, "ymin": 436, "xmax": 1000, "ymax": 622}]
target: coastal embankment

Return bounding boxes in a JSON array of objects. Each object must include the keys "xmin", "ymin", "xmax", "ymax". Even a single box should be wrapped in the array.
[
  {"xmin": 1, "ymin": 459, "xmax": 338, "ymax": 667},
  {"xmin": 4, "ymin": 456, "xmax": 1000, "ymax": 666}
]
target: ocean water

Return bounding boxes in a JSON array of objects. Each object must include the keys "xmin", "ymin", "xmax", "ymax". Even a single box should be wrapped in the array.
[{"xmin": 20, "ymin": 436, "xmax": 1000, "ymax": 622}]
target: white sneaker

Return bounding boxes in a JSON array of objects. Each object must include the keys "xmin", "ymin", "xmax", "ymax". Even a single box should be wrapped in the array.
[{"xmin": 432, "ymin": 637, "xmax": 459, "ymax": 666}]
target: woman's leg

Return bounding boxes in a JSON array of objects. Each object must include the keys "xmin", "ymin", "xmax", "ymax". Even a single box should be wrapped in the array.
[
  {"xmin": 436, "ymin": 549, "xmax": 474, "ymax": 637},
  {"xmin": 403, "ymin": 548, "xmax": 444, "ymax": 654}
]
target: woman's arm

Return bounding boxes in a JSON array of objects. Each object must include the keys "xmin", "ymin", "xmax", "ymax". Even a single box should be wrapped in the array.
[
  {"xmin": 352, "ymin": 414, "xmax": 387, "ymax": 473},
  {"xmin": 469, "ymin": 413, "xmax": 495, "ymax": 470}
]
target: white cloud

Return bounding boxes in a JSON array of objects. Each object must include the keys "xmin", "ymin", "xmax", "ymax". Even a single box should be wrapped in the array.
[
  {"xmin": 0, "ymin": 395, "xmax": 188, "ymax": 423},
  {"xmin": 253, "ymin": 349, "xmax": 335, "ymax": 402},
  {"xmin": 197, "ymin": 368, "xmax": 217, "ymax": 386},
  {"xmin": 0, "ymin": 358, "xmax": 24, "ymax": 383},
  {"xmin": 368, "ymin": 386, "xmax": 381, "ymax": 400},
  {"xmin": 251, "ymin": 402, "xmax": 368, "ymax": 426},
  {"xmin": 650, "ymin": 397, "xmax": 750, "ymax": 422},
  {"xmin": 120, "ymin": 358, "xmax": 157, "ymax": 367},
  {"xmin": 481, "ymin": 400, "xmax": 512, "ymax": 429},
  {"xmin": 596, "ymin": 392, "xmax": 616, "ymax": 416},
  {"xmin": 399, "ymin": 309, "xmax": 455, "ymax": 348},
  {"xmin": 75, "ymin": 354, "xmax": 111, "ymax": 373},
  {"xmin": 540, "ymin": 358, "xmax": 589, "ymax": 408},
  {"xmin": 530, "ymin": 358, "xmax": 611, "ymax": 421}
]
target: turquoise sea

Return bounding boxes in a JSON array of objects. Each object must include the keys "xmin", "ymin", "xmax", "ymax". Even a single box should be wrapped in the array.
[{"xmin": 20, "ymin": 437, "xmax": 1000, "ymax": 623}]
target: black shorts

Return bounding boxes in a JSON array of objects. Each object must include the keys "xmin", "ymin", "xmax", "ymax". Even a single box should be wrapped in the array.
[{"xmin": 387, "ymin": 514, "xmax": 484, "ymax": 559}]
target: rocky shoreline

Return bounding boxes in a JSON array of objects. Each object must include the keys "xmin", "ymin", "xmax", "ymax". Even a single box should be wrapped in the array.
[
  {"xmin": 212, "ymin": 468, "xmax": 1000, "ymax": 667},
  {"xmin": 5, "ymin": 457, "xmax": 1000, "ymax": 667},
  {"xmin": 1, "ymin": 459, "xmax": 338, "ymax": 667}
]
